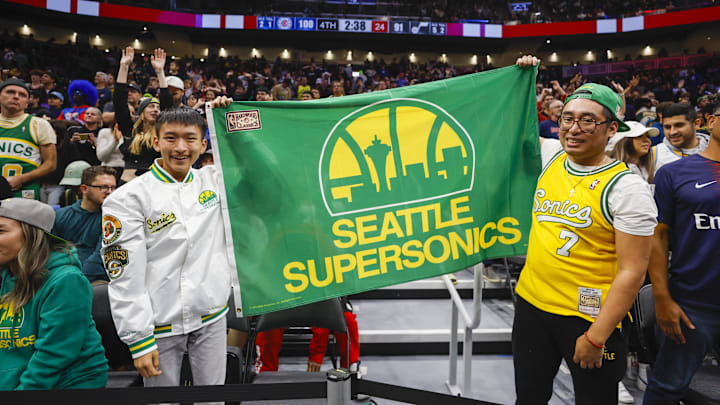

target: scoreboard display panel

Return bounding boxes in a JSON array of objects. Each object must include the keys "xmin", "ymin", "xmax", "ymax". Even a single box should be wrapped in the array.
[
  {"xmin": 430, "ymin": 22, "xmax": 446, "ymax": 35},
  {"xmin": 389, "ymin": 20, "xmax": 409, "ymax": 34},
  {"xmin": 372, "ymin": 20, "xmax": 388, "ymax": 33},
  {"xmin": 256, "ymin": 16, "xmax": 275, "ymax": 30},
  {"xmin": 317, "ymin": 18, "xmax": 339, "ymax": 31},
  {"xmin": 339, "ymin": 19, "xmax": 373, "ymax": 32},
  {"xmin": 275, "ymin": 17, "xmax": 294, "ymax": 30},
  {"xmin": 410, "ymin": 21, "xmax": 430, "ymax": 34},
  {"xmin": 295, "ymin": 17, "xmax": 317, "ymax": 31}
]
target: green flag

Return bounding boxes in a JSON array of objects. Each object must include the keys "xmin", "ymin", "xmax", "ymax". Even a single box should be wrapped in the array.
[{"xmin": 208, "ymin": 65, "xmax": 540, "ymax": 316}]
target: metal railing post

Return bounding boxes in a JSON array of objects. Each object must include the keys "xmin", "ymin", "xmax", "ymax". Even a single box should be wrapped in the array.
[
  {"xmin": 442, "ymin": 263, "xmax": 484, "ymax": 397},
  {"xmin": 446, "ymin": 301, "xmax": 460, "ymax": 395}
]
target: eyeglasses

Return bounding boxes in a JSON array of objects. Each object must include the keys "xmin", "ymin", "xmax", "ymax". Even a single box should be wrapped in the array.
[
  {"xmin": 85, "ymin": 184, "xmax": 117, "ymax": 192},
  {"xmin": 559, "ymin": 116, "xmax": 609, "ymax": 134}
]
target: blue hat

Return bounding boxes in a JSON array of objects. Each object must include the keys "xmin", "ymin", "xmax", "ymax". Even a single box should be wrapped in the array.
[
  {"xmin": 49, "ymin": 90, "xmax": 64, "ymax": 103},
  {"xmin": 68, "ymin": 79, "xmax": 98, "ymax": 107}
]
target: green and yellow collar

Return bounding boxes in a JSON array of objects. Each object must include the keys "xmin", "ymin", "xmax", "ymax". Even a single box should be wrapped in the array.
[{"xmin": 149, "ymin": 159, "xmax": 194, "ymax": 183}]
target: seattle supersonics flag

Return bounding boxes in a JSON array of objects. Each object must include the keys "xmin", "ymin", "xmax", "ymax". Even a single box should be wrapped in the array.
[{"xmin": 208, "ymin": 65, "xmax": 540, "ymax": 316}]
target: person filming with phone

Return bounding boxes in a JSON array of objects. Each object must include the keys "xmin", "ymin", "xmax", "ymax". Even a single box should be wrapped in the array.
[{"xmin": 67, "ymin": 107, "xmax": 102, "ymax": 166}]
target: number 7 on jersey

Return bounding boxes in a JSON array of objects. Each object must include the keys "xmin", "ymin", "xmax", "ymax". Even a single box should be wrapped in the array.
[{"xmin": 556, "ymin": 230, "xmax": 579, "ymax": 257}]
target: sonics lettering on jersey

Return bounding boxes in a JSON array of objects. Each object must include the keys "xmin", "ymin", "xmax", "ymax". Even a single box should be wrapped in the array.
[
  {"xmin": 533, "ymin": 189, "xmax": 593, "ymax": 228},
  {"xmin": 146, "ymin": 212, "xmax": 177, "ymax": 234}
]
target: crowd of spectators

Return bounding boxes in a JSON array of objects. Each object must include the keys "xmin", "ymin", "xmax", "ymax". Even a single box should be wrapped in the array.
[
  {"xmin": 1, "ymin": 29, "xmax": 718, "ymax": 271},
  {"xmin": 107, "ymin": 0, "xmax": 709, "ymax": 24}
]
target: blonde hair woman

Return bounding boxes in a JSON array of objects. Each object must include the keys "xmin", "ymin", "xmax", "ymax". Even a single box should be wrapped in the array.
[
  {"xmin": 114, "ymin": 46, "xmax": 171, "ymax": 181},
  {"xmin": 0, "ymin": 198, "xmax": 107, "ymax": 390}
]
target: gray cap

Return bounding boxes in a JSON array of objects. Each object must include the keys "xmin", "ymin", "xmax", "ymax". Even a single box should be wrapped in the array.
[
  {"xmin": 0, "ymin": 198, "xmax": 55, "ymax": 233},
  {"xmin": 60, "ymin": 160, "xmax": 91, "ymax": 186}
]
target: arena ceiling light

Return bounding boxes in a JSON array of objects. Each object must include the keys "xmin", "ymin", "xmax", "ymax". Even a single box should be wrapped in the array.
[{"xmin": 545, "ymin": 37, "xmax": 551, "ymax": 44}]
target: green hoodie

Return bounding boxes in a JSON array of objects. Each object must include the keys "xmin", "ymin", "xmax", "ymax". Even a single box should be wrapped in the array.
[{"xmin": 0, "ymin": 248, "xmax": 108, "ymax": 390}]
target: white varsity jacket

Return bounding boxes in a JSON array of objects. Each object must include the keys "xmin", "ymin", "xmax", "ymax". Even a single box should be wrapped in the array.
[{"xmin": 101, "ymin": 159, "xmax": 238, "ymax": 359}]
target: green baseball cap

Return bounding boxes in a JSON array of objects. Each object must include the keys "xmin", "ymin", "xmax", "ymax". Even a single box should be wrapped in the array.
[{"xmin": 564, "ymin": 83, "xmax": 629, "ymax": 132}]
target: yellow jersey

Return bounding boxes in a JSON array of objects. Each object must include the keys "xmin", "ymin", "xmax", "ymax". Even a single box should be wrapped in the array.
[{"xmin": 515, "ymin": 150, "xmax": 632, "ymax": 322}]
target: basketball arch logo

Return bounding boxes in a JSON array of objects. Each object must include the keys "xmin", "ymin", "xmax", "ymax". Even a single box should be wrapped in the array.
[{"xmin": 319, "ymin": 98, "xmax": 475, "ymax": 216}]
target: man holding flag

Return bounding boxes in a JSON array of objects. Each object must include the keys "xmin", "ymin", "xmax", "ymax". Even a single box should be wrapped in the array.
[{"xmin": 513, "ymin": 56, "xmax": 657, "ymax": 404}]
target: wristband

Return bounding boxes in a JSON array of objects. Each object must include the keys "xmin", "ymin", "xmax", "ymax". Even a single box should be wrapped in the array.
[{"xmin": 584, "ymin": 331, "xmax": 604, "ymax": 349}]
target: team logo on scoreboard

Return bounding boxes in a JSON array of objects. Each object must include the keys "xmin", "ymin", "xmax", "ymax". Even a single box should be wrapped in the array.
[
  {"xmin": 276, "ymin": 17, "xmax": 293, "ymax": 30},
  {"xmin": 319, "ymin": 98, "xmax": 475, "ymax": 216}
]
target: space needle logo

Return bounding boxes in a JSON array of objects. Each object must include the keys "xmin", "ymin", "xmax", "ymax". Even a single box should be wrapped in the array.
[{"xmin": 319, "ymin": 98, "xmax": 476, "ymax": 216}]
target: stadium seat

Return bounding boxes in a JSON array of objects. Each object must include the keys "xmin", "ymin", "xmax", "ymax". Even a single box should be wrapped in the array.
[
  {"xmin": 245, "ymin": 298, "xmax": 349, "ymax": 384},
  {"xmin": 633, "ymin": 284, "xmax": 720, "ymax": 404},
  {"xmin": 91, "ymin": 284, "xmax": 141, "ymax": 388},
  {"xmin": 634, "ymin": 284, "xmax": 658, "ymax": 363}
]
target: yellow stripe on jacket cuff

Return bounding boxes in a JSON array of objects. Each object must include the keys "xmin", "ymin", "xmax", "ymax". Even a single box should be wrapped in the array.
[{"xmin": 129, "ymin": 335, "xmax": 158, "ymax": 359}]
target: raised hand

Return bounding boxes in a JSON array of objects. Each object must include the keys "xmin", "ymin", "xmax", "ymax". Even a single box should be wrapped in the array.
[
  {"xmin": 516, "ymin": 55, "xmax": 540, "ymax": 68},
  {"xmin": 151, "ymin": 48, "xmax": 166, "ymax": 73},
  {"xmin": 611, "ymin": 80, "xmax": 625, "ymax": 94},
  {"xmin": 629, "ymin": 74, "xmax": 640, "ymax": 89},
  {"xmin": 120, "ymin": 46, "xmax": 134, "ymax": 67}
]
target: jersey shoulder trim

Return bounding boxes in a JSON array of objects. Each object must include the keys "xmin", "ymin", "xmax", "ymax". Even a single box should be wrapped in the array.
[{"xmin": 600, "ymin": 169, "xmax": 633, "ymax": 225}]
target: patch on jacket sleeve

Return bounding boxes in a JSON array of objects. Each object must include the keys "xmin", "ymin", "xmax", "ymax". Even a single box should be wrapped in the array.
[
  {"xmin": 102, "ymin": 215, "xmax": 122, "ymax": 244},
  {"xmin": 104, "ymin": 245, "xmax": 129, "ymax": 280}
]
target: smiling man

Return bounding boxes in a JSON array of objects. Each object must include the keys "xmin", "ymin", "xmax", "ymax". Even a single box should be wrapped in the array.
[
  {"xmin": 652, "ymin": 102, "xmax": 709, "ymax": 173},
  {"xmin": 644, "ymin": 102, "xmax": 720, "ymax": 403},
  {"xmin": 513, "ymin": 56, "xmax": 658, "ymax": 404},
  {"xmin": 101, "ymin": 109, "xmax": 238, "ymax": 399}
]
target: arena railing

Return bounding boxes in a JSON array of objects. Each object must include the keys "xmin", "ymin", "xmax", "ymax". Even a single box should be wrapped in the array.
[
  {"xmin": 443, "ymin": 263, "xmax": 483, "ymax": 397},
  {"xmin": 3, "ymin": 373, "xmax": 502, "ymax": 404},
  {"xmin": 561, "ymin": 53, "xmax": 717, "ymax": 78}
]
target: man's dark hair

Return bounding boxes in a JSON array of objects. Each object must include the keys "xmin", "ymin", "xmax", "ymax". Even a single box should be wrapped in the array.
[
  {"xmin": 701, "ymin": 101, "xmax": 719, "ymax": 117},
  {"xmin": 712, "ymin": 102, "xmax": 720, "ymax": 116},
  {"xmin": 601, "ymin": 106, "xmax": 617, "ymax": 126},
  {"xmin": 81, "ymin": 166, "xmax": 118, "ymax": 185},
  {"xmin": 663, "ymin": 102, "xmax": 696, "ymax": 123},
  {"xmin": 657, "ymin": 101, "xmax": 673, "ymax": 118},
  {"xmin": 155, "ymin": 108, "xmax": 206, "ymax": 134}
]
